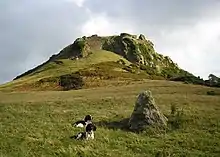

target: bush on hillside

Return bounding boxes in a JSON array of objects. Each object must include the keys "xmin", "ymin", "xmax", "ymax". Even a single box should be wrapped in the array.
[
  {"xmin": 59, "ymin": 74, "xmax": 84, "ymax": 90},
  {"xmin": 53, "ymin": 60, "xmax": 64, "ymax": 65},
  {"xmin": 161, "ymin": 68, "xmax": 178, "ymax": 79},
  {"xmin": 140, "ymin": 65, "xmax": 157, "ymax": 75},
  {"xmin": 206, "ymin": 91, "xmax": 220, "ymax": 96},
  {"xmin": 139, "ymin": 64, "xmax": 147, "ymax": 70},
  {"xmin": 170, "ymin": 75, "xmax": 204, "ymax": 85}
]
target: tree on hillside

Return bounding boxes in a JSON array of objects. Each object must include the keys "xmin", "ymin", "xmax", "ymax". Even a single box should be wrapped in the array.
[{"xmin": 208, "ymin": 74, "xmax": 219, "ymax": 86}]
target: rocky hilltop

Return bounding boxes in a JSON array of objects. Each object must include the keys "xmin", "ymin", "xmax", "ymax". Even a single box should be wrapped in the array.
[
  {"xmin": 50, "ymin": 33, "xmax": 180, "ymax": 74},
  {"xmin": 7, "ymin": 33, "xmax": 197, "ymax": 91}
]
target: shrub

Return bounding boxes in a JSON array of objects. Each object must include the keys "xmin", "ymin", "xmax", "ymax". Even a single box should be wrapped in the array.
[
  {"xmin": 75, "ymin": 40, "xmax": 86, "ymax": 51},
  {"xmin": 53, "ymin": 60, "xmax": 64, "ymax": 65},
  {"xmin": 140, "ymin": 64, "xmax": 147, "ymax": 70},
  {"xmin": 170, "ymin": 103, "xmax": 177, "ymax": 115},
  {"xmin": 168, "ymin": 104, "xmax": 185, "ymax": 130},
  {"xmin": 59, "ymin": 74, "xmax": 84, "ymax": 90},
  {"xmin": 207, "ymin": 91, "xmax": 216, "ymax": 96},
  {"xmin": 170, "ymin": 75, "xmax": 204, "ymax": 85},
  {"xmin": 146, "ymin": 67, "xmax": 157, "ymax": 75}
]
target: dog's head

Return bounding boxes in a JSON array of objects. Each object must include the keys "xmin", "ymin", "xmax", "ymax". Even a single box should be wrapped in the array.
[
  {"xmin": 84, "ymin": 115, "xmax": 92, "ymax": 122},
  {"xmin": 86, "ymin": 123, "xmax": 97, "ymax": 132}
]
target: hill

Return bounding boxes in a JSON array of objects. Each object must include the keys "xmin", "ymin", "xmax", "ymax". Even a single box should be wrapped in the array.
[
  {"xmin": 0, "ymin": 33, "xmax": 195, "ymax": 91},
  {"xmin": 0, "ymin": 33, "xmax": 220, "ymax": 156}
]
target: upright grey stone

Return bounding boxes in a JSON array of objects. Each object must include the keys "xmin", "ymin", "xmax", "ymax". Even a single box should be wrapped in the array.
[{"xmin": 128, "ymin": 91, "xmax": 167, "ymax": 131}]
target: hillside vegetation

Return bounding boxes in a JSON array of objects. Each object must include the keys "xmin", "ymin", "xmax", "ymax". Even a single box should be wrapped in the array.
[
  {"xmin": 0, "ymin": 33, "xmax": 195, "ymax": 91},
  {"xmin": 0, "ymin": 50, "xmax": 133, "ymax": 91}
]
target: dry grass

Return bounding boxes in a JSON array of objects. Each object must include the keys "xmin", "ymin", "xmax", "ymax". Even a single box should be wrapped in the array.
[{"xmin": 0, "ymin": 80, "xmax": 220, "ymax": 156}]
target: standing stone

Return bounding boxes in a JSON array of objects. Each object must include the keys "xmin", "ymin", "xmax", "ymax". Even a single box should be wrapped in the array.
[{"xmin": 128, "ymin": 91, "xmax": 167, "ymax": 131}]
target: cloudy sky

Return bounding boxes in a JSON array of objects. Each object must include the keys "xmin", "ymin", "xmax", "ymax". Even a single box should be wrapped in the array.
[{"xmin": 1, "ymin": 0, "xmax": 220, "ymax": 83}]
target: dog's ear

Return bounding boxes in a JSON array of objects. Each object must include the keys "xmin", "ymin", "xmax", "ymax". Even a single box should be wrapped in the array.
[
  {"xmin": 93, "ymin": 125, "xmax": 97, "ymax": 131},
  {"xmin": 86, "ymin": 123, "xmax": 92, "ymax": 132}
]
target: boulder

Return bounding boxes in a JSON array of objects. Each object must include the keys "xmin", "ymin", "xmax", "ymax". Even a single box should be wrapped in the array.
[
  {"xmin": 139, "ymin": 34, "xmax": 146, "ymax": 40},
  {"xmin": 128, "ymin": 91, "xmax": 167, "ymax": 131}
]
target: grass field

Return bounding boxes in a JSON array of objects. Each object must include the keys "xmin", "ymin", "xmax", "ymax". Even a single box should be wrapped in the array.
[{"xmin": 0, "ymin": 80, "xmax": 220, "ymax": 157}]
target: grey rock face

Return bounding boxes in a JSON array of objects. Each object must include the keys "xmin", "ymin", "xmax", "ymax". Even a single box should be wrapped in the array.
[
  {"xmin": 139, "ymin": 34, "xmax": 146, "ymax": 40},
  {"xmin": 129, "ymin": 91, "xmax": 167, "ymax": 131}
]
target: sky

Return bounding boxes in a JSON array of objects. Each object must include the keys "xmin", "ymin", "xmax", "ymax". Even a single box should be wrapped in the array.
[{"xmin": 0, "ymin": 0, "xmax": 220, "ymax": 84}]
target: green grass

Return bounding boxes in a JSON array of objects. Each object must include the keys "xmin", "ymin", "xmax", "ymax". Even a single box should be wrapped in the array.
[{"xmin": 1, "ymin": 80, "xmax": 220, "ymax": 156}]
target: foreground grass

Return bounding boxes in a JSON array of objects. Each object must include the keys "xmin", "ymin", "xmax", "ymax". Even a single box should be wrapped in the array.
[{"xmin": 0, "ymin": 80, "xmax": 220, "ymax": 157}]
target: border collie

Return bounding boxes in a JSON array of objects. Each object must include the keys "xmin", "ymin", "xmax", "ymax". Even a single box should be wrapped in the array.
[
  {"xmin": 73, "ymin": 115, "xmax": 92, "ymax": 128},
  {"xmin": 73, "ymin": 123, "xmax": 97, "ymax": 140}
]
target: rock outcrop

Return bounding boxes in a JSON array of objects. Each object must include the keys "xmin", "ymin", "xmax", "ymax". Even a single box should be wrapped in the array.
[
  {"xmin": 14, "ymin": 33, "xmax": 190, "ymax": 81},
  {"xmin": 48, "ymin": 33, "xmax": 178, "ymax": 70},
  {"xmin": 128, "ymin": 91, "xmax": 167, "ymax": 131},
  {"xmin": 138, "ymin": 34, "xmax": 146, "ymax": 40}
]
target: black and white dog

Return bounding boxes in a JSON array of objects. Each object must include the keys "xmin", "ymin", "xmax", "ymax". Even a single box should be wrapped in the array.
[
  {"xmin": 73, "ymin": 123, "xmax": 97, "ymax": 140},
  {"xmin": 72, "ymin": 115, "xmax": 92, "ymax": 128}
]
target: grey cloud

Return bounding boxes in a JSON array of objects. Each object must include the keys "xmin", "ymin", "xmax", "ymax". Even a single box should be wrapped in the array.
[
  {"xmin": 83, "ymin": 0, "xmax": 220, "ymax": 78},
  {"xmin": 85, "ymin": 0, "xmax": 219, "ymax": 26},
  {"xmin": 83, "ymin": 0, "xmax": 220, "ymax": 43},
  {"xmin": 0, "ymin": 0, "xmax": 89, "ymax": 83},
  {"xmin": 1, "ymin": 0, "xmax": 220, "ymax": 83}
]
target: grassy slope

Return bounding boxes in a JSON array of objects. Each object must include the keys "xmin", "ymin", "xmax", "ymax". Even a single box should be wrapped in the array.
[
  {"xmin": 0, "ymin": 80, "xmax": 220, "ymax": 157},
  {"xmin": 0, "ymin": 50, "xmax": 130, "ymax": 91}
]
